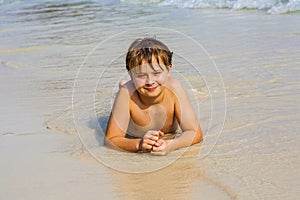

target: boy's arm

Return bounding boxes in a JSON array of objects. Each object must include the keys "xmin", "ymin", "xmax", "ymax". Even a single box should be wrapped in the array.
[
  {"xmin": 152, "ymin": 79, "xmax": 203, "ymax": 155},
  {"xmin": 104, "ymin": 86, "xmax": 141, "ymax": 152},
  {"xmin": 173, "ymin": 79, "xmax": 203, "ymax": 146}
]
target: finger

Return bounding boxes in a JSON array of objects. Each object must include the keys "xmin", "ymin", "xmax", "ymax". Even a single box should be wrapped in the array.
[
  {"xmin": 150, "ymin": 135, "xmax": 159, "ymax": 141},
  {"xmin": 152, "ymin": 145, "xmax": 163, "ymax": 151},
  {"xmin": 150, "ymin": 130, "xmax": 162, "ymax": 136},
  {"xmin": 143, "ymin": 143, "xmax": 153, "ymax": 151},
  {"xmin": 154, "ymin": 139, "xmax": 164, "ymax": 146},
  {"xmin": 144, "ymin": 134, "xmax": 158, "ymax": 141},
  {"xmin": 143, "ymin": 138, "xmax": 156, "ymax": 146},
  {"xmin": 153, "ymin": 142, "xmax": 161, "ymax": 147},
  {"xmin": 152, "ymin": 146, "xmax": 159, "ymax": 151},
  {"xmin": 144, "ymin": 130, "xmax": 159, "ymax": 138},
  {"xmin": 142, "ymin": 140, "xmax": 153, "ymax": 149},
  {"xmin": 158, "ymin": 131, "xmax": 164, "ymax": 136}
]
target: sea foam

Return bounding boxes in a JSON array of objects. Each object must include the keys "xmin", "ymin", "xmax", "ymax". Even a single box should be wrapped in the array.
[{"xmin": 121, "ymin": 0, "xmax": 300, "ymax": 14}]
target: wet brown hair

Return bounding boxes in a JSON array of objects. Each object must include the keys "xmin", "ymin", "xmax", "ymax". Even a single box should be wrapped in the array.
[{"xmin": 126, "ymin": 37, "xmax": 173, "ymax": 71}]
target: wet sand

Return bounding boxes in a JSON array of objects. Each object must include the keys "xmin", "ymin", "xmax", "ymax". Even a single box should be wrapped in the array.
[{"xmin": 1, "ymin": 1, "xmax": 300, "ymax": 199}]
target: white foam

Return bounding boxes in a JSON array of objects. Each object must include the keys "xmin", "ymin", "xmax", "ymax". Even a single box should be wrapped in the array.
[{"xmin": 121, "ymin": 0, "xmax": 300, "ymax": 14}]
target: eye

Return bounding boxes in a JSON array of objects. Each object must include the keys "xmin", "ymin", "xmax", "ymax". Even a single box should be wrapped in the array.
[
  {"xmin": 153, "ymin": 71, "xmax": 162, "ymax": 76},
  {"xmin": 136, "ymin": 74, "xmax": 146, "ymax": 78}
]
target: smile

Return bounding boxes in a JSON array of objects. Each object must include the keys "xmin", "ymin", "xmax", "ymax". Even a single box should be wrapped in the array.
[{"xmin": 144, "ymin": 86, "xmax": 157, "ymax": 92}]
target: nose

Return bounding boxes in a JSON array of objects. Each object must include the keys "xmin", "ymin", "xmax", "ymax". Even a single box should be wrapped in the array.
[{"xmin": 145, "ymin": 74, "xmax": 154, "ymax": 85}]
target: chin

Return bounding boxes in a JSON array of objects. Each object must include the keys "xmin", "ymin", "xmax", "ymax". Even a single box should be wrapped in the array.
[{"xmin": 140, "ymin": 87, "xmax": 162, "ymax": 97}]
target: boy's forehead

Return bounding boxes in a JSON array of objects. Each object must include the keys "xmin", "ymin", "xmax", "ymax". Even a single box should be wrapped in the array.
[{"xmin": 131, "ymin": 64, "xmax": 163, "ymax": 73}]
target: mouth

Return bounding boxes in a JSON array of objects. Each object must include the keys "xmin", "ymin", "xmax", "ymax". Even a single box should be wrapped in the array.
[{"xmin": 144, "ymin": 86, "xmax": 158, "ymax": 92}]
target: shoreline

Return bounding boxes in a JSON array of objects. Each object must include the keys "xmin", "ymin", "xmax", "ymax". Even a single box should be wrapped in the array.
[{"xmin": 1, "ymin": 2, "xmax": 299, "ymax": 199}]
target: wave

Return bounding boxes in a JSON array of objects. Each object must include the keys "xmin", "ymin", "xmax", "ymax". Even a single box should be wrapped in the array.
[
  {"xmin": 2, "ymin": 0, "xmax": 299, "ymax": 14},
  {"xmin": 121, "ymin": 0, "xmax": 300, "ymax": 14}
]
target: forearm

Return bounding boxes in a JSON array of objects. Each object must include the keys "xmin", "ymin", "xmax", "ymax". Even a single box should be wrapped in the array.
[
  {"xmin": 104, "ymin": 137, "xmax": 140, "ymax": 152},
  {"xmin": 168, "ymin": 129, "xmax": 202, "ymax": 151}
]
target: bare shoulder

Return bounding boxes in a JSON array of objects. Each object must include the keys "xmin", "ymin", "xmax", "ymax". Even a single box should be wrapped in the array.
[
  {"xmin": 111, "ymin": 80, "xmax": 134, "ymax": 114},
  {"xmin": 168, "ymin": 77, "xmax": 182, "ymax": 86},
  {"xmin": 167, "ymin": 77, "xmax": 186, "ymax": 95},
  {"xmin": 117, "ymin": 80, "xmax": 135, "ymax": 97}
]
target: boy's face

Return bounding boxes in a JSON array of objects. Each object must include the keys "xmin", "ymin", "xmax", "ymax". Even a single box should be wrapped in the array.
[{"xmin": 129, "ymin": 58, "xmax": 171, "ymax": 98}]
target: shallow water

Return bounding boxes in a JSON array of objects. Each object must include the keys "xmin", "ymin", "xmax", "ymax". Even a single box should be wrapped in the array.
[{"xmin": 1, "ymin": 0, "xmax": 300, "ymax": 199}]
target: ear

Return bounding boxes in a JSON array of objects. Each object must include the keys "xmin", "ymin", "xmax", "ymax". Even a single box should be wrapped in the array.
[{"xmin": 167, "ymin": 64, "xmax": 172, "ymax": 77}]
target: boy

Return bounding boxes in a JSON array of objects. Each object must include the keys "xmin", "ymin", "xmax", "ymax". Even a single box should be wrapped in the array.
[{"xmin": 105, "ymin": 37, "xmax": 202, "ymax": 155}]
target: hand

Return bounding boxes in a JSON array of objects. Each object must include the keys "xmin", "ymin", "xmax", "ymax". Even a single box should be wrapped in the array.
[
  {"xmin": 151, "ymin": 139, "xmax": 172, "ymax": 156},
  {"xmin": 140, "ymin": 130, "xmax": 164, "ymax": 152}
]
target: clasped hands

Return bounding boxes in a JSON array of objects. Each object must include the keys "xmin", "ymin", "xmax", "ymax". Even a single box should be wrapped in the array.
[{"xmin": 139, "ymin": 130, "xmax": 172, "ymax": 156}]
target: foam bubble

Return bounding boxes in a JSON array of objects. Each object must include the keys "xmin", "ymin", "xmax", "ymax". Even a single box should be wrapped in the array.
[{"xmin": 122, "ymin": 0, "xmax": 300, "ymax": 14}]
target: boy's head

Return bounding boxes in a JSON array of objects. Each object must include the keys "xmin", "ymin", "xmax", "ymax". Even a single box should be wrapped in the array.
[{"xmin": 126, "ymin": 37, "xmax": 173, "ymax": 71}]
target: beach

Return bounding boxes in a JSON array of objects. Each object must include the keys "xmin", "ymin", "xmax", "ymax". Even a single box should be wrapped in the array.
[{"xmin": 1, "ymin": 0, "xmax": 300, "ymax": 199}]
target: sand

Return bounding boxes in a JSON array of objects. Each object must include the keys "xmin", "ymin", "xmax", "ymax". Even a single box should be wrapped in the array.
[{"xmin": 1, "ymin": 1, "xmax": 300, "ymax": 199}]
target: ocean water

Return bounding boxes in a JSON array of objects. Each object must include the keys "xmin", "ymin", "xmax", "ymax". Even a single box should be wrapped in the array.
[
  {"xmin": 0, "ymin": 0, "xmax": 299, "ymax": 199},
  {"xmin": 122, "ymin": 0, "xmax": 300, "ymax": 14},
  {"xmin": 1, "ymin": 0, "xmax": 300, "ymax": 14}
]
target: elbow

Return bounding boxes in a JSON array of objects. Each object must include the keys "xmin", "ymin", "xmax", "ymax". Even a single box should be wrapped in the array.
[
  {"xmin": 104, "ymin": 137, "xmax": 121, "ymax": 151},
  {"xmin": 104, "ymin": 137, "xmax": 109, "ymax": 146},
  {"xmin": 104, "ymin": 136, "xmax": 125, "ymax": 152},
  {"xmin": 104, "ymin": 137, "xmax": 114, "ymax": 148},
  {"xmin": 192, "ymin": 134, "xmax": 202, "ymax": 145},
  {"xmin": 192, "ymin": 126, "xmax": 203, "ymax": 145}
]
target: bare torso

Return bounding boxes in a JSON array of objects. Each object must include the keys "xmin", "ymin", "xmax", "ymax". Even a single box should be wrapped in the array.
[{"xmin": 126, "ymin": 87, "xmax": 179, "ymax": 138}]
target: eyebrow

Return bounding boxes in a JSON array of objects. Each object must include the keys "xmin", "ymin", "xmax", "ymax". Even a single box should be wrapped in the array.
[
  {"xmin": 151, "ymin": 64, "xmax": 166, "ymax": 71},
  {"xmin": 134, "ymin": 72, "xmax": 146, "ymax": 75}
]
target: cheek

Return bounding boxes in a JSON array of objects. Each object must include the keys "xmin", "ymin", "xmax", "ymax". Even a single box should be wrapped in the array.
[
  {"xmin": 156, "ymin": 74, "xmax": 168, "ymax": 84},
  {"xmin": 133, "ymin": 78, "xmax": 145, "ymax": 88}
]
